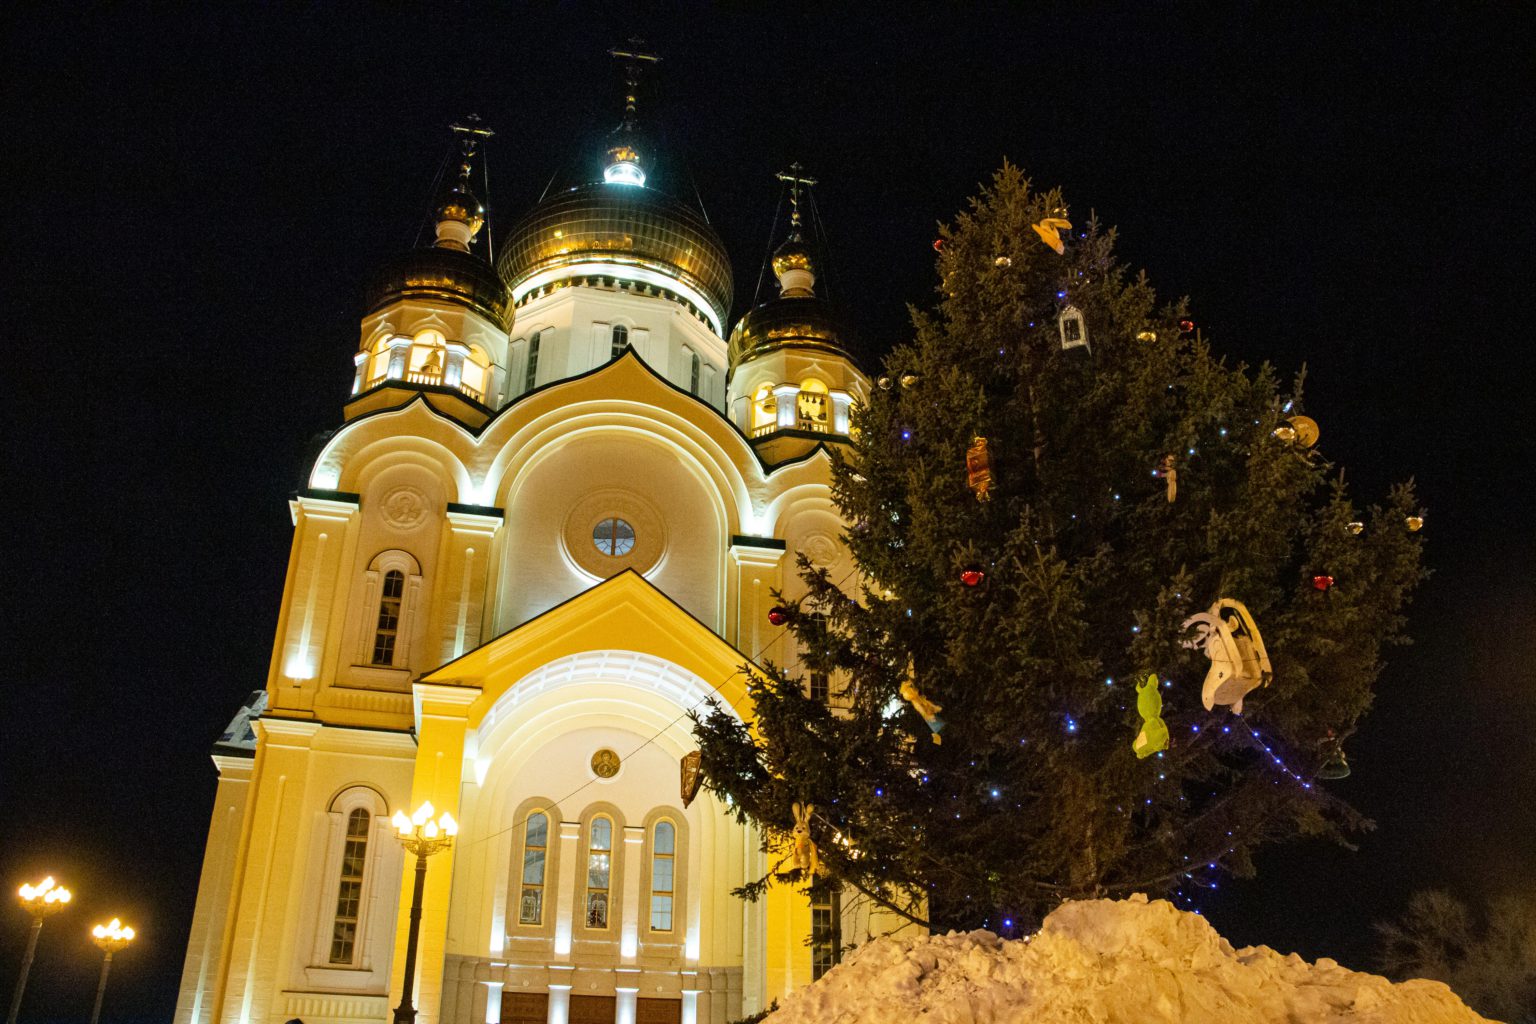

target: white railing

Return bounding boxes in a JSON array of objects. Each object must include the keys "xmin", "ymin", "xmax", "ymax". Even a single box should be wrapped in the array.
[{"xmin": 364, "ymin": 372, "xmax": 483, "ymax": 404}]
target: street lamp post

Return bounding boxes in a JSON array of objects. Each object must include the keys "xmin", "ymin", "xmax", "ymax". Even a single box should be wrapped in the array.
[
  {"xmin": 7, "ymin": 876, "xmax": 72, "ymax": 1024},
  {"xmin": 390, "ymin": 802, "xmax": 457, "ymax": 1024},
  {"xmin": 87, "ymin": 918, "xmax": 135, "ymax": 1024}
]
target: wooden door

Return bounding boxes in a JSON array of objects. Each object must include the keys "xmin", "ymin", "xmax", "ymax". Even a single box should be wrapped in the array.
[
  {"xmin": 636, "ymin": 997, "xmax": 682, "ymax": 1024},
  {"xmin": 568, "ymin": 994, "xmax": 617, "ymax": 1024},
  {"xmin": 501, "ymin": 992, "xmax": 548, "ymax": 1024}
]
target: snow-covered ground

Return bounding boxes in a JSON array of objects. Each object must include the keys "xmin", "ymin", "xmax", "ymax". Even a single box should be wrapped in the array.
[{"xmin": 765, "ymin": 893, "xmax": 1493, "ymax": 1023}]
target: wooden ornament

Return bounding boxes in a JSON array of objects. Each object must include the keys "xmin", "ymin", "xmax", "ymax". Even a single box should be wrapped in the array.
[
  {"xmin": 1181, "ymin": 598, "xmax": 1273, "ymax": 714},
  {"xmin": 1032, "ymin": 216, "xmax": 1072, "ymax": 254},
  {"xmin": 680, "ymin": 751, "xmax": 703, "ymax": 808}
]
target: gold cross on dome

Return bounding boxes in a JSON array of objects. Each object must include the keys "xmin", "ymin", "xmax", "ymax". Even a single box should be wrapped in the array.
[
  {"xmin": 776, "ymin": 162, "xmax": 818, "ymax": 231},
  {"xmin": 608, "ymin": 39, "xmax": 662, "ymax": 118}
]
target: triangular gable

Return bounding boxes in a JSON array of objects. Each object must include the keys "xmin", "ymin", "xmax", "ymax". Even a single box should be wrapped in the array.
[{"xmin": 421, "ymin": 570, "xmax": 761, "ymax": 728}]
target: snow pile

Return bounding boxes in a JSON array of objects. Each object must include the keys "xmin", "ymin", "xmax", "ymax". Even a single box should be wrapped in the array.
[{"xmin": 765, "ymin": 894, "xmax": 1494, "ymax": 1024}]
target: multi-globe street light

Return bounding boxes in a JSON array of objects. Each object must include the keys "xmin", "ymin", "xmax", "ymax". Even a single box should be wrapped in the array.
[
  {"xmin": 390, "ymin": 802, "xmax": 457, "ymax": 1024},
  {"xmin": 87, "ymin": 918, "xmax": 135, "ymax": 1024},
  {"xmin": 6, "ymin": 876, "xmax": 72, "ymax": 1024}
]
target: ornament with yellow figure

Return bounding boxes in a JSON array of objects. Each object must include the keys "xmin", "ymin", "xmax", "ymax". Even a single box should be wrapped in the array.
[
  {"xmin": 789, "ymin": 802, "xmax": 822, "ymax": 877},
  {"xmin": 900, "ymin": 674, "xmax": 945, "ymax": 744},
  {"xmin": 1132, "ymin": 674, "xmax": 1169, "ymax": 759},
  {"xmin": 1031, "ymin": 216, "xmax": 1072, "ymax": 254},
  {"xmin": 1182, "ymin": 598, "xmax": 1273, "ymax": 713}
]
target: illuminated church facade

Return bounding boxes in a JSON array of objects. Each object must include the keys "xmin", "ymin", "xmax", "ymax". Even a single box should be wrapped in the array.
[{"xmin": 173, "ymin": 64, "xmax": 896, "ymax": 1024}]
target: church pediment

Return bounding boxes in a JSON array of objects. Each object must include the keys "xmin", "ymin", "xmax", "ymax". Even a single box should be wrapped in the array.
[{"xmin": 419, "ymin": 569, "xmax": 759, "ymax": 728}]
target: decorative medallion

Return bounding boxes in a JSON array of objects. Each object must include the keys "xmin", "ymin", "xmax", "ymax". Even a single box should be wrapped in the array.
[
  {"xmin": 802, "ymin": 532, "xmax": 840, "ymax": 568},
  {"xmin": 379, "ymin": 485, "xmax": 430, "ymax": 531},
  {"xmin": 591, "ymin": 748, "xmax": 621, "ymax": 779}
]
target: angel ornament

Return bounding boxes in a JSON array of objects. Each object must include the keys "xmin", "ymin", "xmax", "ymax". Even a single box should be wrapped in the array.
[
  {"xmin": 1181, "ymin": 598, "xmax": 1273, "ymax": 713},
  {"xmin": 790, "ymin": 802, "xmax": 821, "ymax": 877}
]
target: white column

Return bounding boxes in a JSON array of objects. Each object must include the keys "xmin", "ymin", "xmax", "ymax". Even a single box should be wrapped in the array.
[
  {"xmin": 444, "ymin": 342, "xmax": 469, "ymax": 388},
  {"xmin": 830, "ymin": 390, "xmax": 852, "ymax": 435},
  {"xmin": 553, "ymin": 821, "xmax": 581, "ymax": 958},
  {"xmin": 772, "ymin": 384, "xmax": 798, "ymax": 430},
  {"xmin": 387, "ymin": 336, "xmax": 411, "ymax": 378},
  {"xmin": 620, "ymin": 825, "xmax": 644, "ymax": 961},
  {"xmin": 482, "ymin": 982, "xmax": 503, "ymax": 1024},
  {"xmin": 352, "ymin": 351, "xmax": 368, "ymax": 394},
  {"xmin": 615, "ymin": 986, "xmax": 638, "ymax": 1024},
  {"xmin": 547, "ymin": 983, "xmax": 571, "ymax": 1024}
]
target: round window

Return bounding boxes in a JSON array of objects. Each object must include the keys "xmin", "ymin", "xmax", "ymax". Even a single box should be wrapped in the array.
[{"xmin": 592, "ymin": 517, "xmax": 636, "ymax": 556}]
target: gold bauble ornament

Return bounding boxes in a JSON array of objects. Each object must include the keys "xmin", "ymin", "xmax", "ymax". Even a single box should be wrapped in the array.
[
  {"xmin": 994, "ymin": 256, "xmax": 1012, "ymax": 267},
  {"xmin": 1347, "ymin": 521, "xmax": 1365, "ymax": 535},
  {"xmin": 899, "ymin": 373, "xmax": 919, "ymax": 389},
  {"xmin": 1136, "ymin": 330, "xmax": 1157, "ymax": 342},
  {"xmin": 877, "ymin": 376, "xmax": 893, "ymax": 390},
  {"xmin": 1405, "ymin": 515, "xmax": 1425, "ymax": 532},
  {"xmin": 1272, "ymin": 424, "xmax": 1298, "ymax": 443}
]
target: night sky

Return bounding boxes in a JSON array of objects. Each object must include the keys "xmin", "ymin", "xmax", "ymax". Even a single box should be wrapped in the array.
[{"xmin": 2, "ymin": 5, "xmax": 1532, "ymax": 1021}]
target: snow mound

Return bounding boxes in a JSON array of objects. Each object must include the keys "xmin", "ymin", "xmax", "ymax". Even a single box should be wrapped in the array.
[{"xmin": 764, "ymin": 893, "xmax": 1494, "ymax": 1024}]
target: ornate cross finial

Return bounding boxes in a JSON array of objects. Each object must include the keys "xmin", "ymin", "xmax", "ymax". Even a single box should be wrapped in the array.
[
  {"xmin": 449, "ymin": 115, "xmax": 494, "ymax": 184},
  {"xmin": 608, "ymin": 39, "xmax": 662, "ymax": 124},
  {"xmin": 775, "ymin": 162, "xmax": 818, "ymax": 235}
]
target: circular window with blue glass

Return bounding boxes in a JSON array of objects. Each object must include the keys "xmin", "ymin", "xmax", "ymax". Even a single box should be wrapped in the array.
[{"xmin": 592, "ymin": 517, "xmax": 636, "ymax": 556}]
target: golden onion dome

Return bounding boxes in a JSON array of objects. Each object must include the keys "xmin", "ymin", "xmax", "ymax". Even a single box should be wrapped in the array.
[
  {"xmin": 436, "ymin": 181, "xmax": 485, "ymax": 231},
  {"xmin": 496, "ymin": 183, "xmax": 733, "ymax": 334},
  {"xmin": 728, "ymin": 292, "xmax": 852, "ymax": 369},
  {"xmin": 770, "ymin": 236, "xmax": 815, "ymax": 278},
  {"xmin": 365, "ymin": 247, "xmax": 512, "ymax": 331}
]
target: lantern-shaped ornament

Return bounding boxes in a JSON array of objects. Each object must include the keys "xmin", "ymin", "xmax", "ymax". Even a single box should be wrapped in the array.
[
  {"xmin": 1058, "ymin": 304, "xmax": 1090, "ymax": 353},
  {"xmin": 966, "ymin": 435, "xmax": 994, "ymax": 501},
  {"xmin": 1181, "ymin": 598, "xmax": 1273, "ymax": 714}
]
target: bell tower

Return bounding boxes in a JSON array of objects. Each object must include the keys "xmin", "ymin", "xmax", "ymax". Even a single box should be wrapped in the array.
[{"xmin": 727, "ymin": 166, "xmax": 867, "ymax": 463}]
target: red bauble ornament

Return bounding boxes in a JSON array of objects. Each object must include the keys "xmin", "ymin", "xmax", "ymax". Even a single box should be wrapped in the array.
[
  {"xmin": 1311, "ymin": 574, "xmax": 1335, "ymax": 592},
  {"xmin": 1178, "ymin": 318, "xmax": 1196, "ymax": 335},
  {"xmin": 960, "ymin": 567, "xmax": 986, "ymax": 588},
  {"xmin": 767, "ymin": 606, "xmax": 789, "ymax": 626},
  {"xmin": 933, "ymin": 238, "xmax": 945, "ymax": 252}
]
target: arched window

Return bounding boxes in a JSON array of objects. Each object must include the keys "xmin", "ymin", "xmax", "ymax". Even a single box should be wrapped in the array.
[
  {"xmin": 371, "ymin": 570, "xmax": 405, "ymax": 666},
  {"xmin": 524, "ymin": 330, "xmax": 543, "ymax": 392},
  {"xmin": 650, "ymin": 821, "xmax": 675, "ymax": 931},
  {"xmin": 518, "ymin": 812, "xmax": 548, "ymax": 925},
  {"xmin": 585, "ymin": 816, "xmax": 612, "ymax": 929},
  {"xmin": 329, "ymin": 808, "xmax": 371, "ymax": 964},
  {"xmin": 797, "ymin": 378, "xmax": 830, "ymax": 431},
  {"xmin": 689, "ymin": 352, "xmax": 702, "ymax": 396},
  {"xmin": 752, "ymin": 384, "xmax": 777, "ymax": 432},
  {"xmin": 610, "ymin": 324, "xmax": 629, "ymax": 360}
]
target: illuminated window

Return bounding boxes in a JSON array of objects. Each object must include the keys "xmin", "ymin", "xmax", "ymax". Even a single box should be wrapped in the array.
[
  {"xmin": 689, "ymin": 352, "xmax": 702, "ymax": 396},
  {"xmin": 752, "ymin": 384, "xmax": 777, "ymax": 431},
  {"xmin": 797, "ymin": 378, "xmax": 829, "ymax": 430},
  {"xmin": 811, "ymin": 889, "xmax": 841, "ymax": 980},
  {"xmin": 592, "ymin": 518, "xmax": 635, "ymax": 557},
  {"xmin": 585, "ymin": 817, "xmax": 612, "ymax": 929},
  {"xmin": 518, "ymin": 812, "xmax": 548, "ymax": 925},
  {"xmin": 371, "ymin": 570, "xmax": 404, "ymax": 666},
  {"xmin": 650, "ymin": 821, "xmax": 675, "ymax": 931},
  {"xmin": 329, "ymin": 808, "xmax": 370, "ymax": 964},
  {"xmin": 610, "ymin": 324, "xmax": 629, "ymax": 360},
  {"xmin": 524, "ymin": 331, "xmax": 542, "ymax": 392}
]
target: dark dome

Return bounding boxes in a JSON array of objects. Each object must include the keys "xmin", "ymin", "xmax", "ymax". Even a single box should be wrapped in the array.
[
  {"xmin": 497, "ymin": 183, "xmax": 733, "ymax": 331},
  {"xmin": 365, "ymin": 247, "xmax": 512, "ymax": 330},
  {"xmin": 728, "ymin": 293, "xmax": 852, "ymax": 369}
]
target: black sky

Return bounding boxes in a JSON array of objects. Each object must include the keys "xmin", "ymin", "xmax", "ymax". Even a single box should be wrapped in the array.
[{"xmin": 1, "ymin": 4, "xmax": 1532, "ymax": 1021}]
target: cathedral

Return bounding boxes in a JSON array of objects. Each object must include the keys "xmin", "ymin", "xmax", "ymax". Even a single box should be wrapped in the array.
[{"xmin": 173, "ymin": 56, "xmax": 905, "ymax": 1024}]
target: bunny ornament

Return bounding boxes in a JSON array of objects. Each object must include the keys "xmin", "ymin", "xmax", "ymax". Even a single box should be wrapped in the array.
[{"xmin": 790, "ymin": 802, "xmax": 821, "ymax": 877}]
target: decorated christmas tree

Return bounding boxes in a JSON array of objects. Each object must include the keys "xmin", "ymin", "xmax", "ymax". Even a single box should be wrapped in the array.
[{"xmin": 693, "ymin": 164, "xmax": 1426, "ymax": 932}]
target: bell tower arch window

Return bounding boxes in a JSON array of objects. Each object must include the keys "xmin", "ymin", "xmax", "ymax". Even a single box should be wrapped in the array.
[
  {"xmin": 523, "ymin": 330, "xmax": 543, "ymax": 392},
  {"xmin": 356, "ymin": 550, "xmax": 423, "ymax": 671},
  {"xmin": 610, "ymin": 324, "xmax": 629, "ymax": 360},
  {"xmin": 371, "ymin": 571, "xmax": 404, "ymax": 665},
  {"xmin": 689, "ymin": 351, "xmax": 702, "ymax": 395},
  {"xmin": 329, "ymin": 807, "xmax": 371, "ymax": 963}
]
